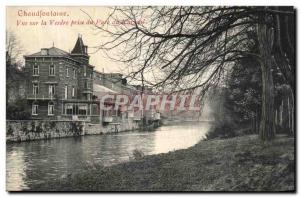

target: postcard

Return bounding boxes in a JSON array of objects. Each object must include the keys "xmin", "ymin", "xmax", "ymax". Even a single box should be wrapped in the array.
[{"xmin": 6, "ymin": 6, "xmax": 295, "ymax": 192}]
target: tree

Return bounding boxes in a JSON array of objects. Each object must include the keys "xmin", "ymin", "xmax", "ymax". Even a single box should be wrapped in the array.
[
  {"xmin": 6, "ymin": 30, "xmax": 23, "ymax": 66},
  {"xmin": 225, "ymin": 56, "xmax": 262, "ymax": 130},
  {"xmin": 6, "ymin": 98, "xmax": 31, "ymax": 120},
  {"xmin": 88, "ymin": 6, "xmax": 295, "ymax": 141},
  {"xmin": 6, "ymin": 30, "xmax": 24, "ymax": 87},
  {"xmin": 6, "ymin": 30, "xmax": 27, "ymax": 119}
]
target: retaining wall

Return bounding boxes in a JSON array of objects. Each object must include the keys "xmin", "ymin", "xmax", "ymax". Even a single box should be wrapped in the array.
[{"xmin": 6, "ymin": 120, "xmax": 140, "ymax": 142}]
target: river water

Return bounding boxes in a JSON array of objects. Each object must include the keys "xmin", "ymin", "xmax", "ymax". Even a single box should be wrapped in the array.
[{"xmin": 6, "ymin": 122, "xmax": 211, "ymax": 191}]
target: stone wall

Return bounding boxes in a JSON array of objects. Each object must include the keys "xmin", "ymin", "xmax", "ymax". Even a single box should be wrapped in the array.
[
  {"xmin": 84, "ymin": 120, "xmax": 140, "ymax": 135},
  {"xmin": 6, "ymin": 119, "xmax": 141, "ymax": 142},
  {"xmin": 6, "ymin": 120, "xmax": 85, "ymax": 142}
]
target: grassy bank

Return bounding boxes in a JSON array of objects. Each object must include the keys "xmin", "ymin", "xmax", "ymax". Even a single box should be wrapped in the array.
[{"xmin": 29, "ymin": 135, "xmax": 295, "ymax": 192}]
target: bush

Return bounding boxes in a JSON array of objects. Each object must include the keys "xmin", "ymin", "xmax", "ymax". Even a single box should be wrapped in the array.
[
  {"xmin": 205, "ymin": 121, "xmax": 237, "ymax": 140},
  {"xmin": 6, "ymin": 99, "xmax": 31, "ymax": 120},
  {"xmin": 70, "ymin": 122, "xmax": 83, "ymax": 136},
  {"xmin": 7, "ymin": 125, "xmax": 14, "ymax": 136},
  {"xmin": 132, "ymin": 149, "xmax": 145, "ymax": 160}
]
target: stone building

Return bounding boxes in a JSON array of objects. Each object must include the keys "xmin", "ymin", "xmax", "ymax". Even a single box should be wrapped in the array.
[{"xmin": 24, "ymin": 35, "xmax": 99, "ymax": 121}]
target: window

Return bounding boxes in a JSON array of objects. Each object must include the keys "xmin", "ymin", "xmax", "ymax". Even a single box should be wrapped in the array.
[
  {"xmin": 49, "ymin": 64, "xmax": 55, "ymax": 76},
  {"xmin": 78, "ymin": 105, "xmax": 87, "ymax": 115},
  {"xmin": 90, "ymin": 73, "xmax": 93, "ymax": 79},
  {"xmin": 33, "ymin": 65, "xmax": 39, "ymax": 76},
  {"xmin": 72, "ymin": 87, "xmax": 75, "ymax": 98},
  {"xmin": 66, "ymin": 67, "xmax": 69, "ymax": 77},
  {"xmin": 41, "ymin": 49, "xmax": 48, "ymax": 55},
  {"xmin": 84, "ymin": 82, "xmax": 91, "ymax": 89},
  {"xmin": 49, "ymin": 84, "xmax": 55, "ymax": 97},
  {"xmin": 84, "ymin": 66, "xmax": 87, "ymax": 77},
  {"xmin": 73, "ymin": 69, "xmax": 76, "ymax": 79},
  {"xmin": 48, "ymin": 102, "xmax": 54, "ymax": 115},
  {"xmin": 64, "ymin": 85, "xmax": 68, "ymax": 99},
  {"xmin": 33, "ymin": 84, "xmax": 39, "ymax": 95},
  {"xmin": 87, "ymin": 94, "xmax": 91, "ymax": 101},
  {"xmin": 65, "ymin": 105, "xmax": 73, "ymax": 115},
  {"xmin": 32, "ymin": 104, "xmax": 38, "ymax": 115}
]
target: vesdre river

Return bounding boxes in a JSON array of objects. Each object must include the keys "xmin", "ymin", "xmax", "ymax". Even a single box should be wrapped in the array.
[{"xmin": 6, "ymin": 122, "xmax": 211, "ymax": 191}]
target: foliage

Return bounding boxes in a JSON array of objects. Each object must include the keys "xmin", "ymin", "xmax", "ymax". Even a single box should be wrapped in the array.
[
  {"xmin": 205, "ymin": 122, "xmax": 236, "ymax": 140},
  {"xmin": 132, "ymin": 149, "xmax": 145, "ymax": 160},
  {"xmin": 225, "ymin": 57, "xmax": 262, "ymax": 125},
  {"xmin": 6, "ymin": 98, "xmax": 31, "ymax": 120},
  {"xmin": 207, "ymin": 48, "xmax": 293, "ymax": 139},
  {"xmin": 205, "ymin": 52, "xmax": 262, "ymax": 139},
  {"xmin": 91, "ymin": 6, "xmax": 295, "ymax": 141},
  {"xmin": 70, "ymin": 122, "xmax": 84, "ymax": 136},
  {"xmin": 7, "ymin": 125, "xmax": 14, "ymax": 136},
  {"xmin": 49, "ymin": 121, "xmax": 56, "ymax": 129},
  {"xmin": 36, "ymin": 122, "xmax": 43, "ymax": 133}
]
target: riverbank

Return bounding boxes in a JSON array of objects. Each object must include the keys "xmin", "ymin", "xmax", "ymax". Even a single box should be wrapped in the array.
[
  {"xmin": 29, "ymin": 134, "xmax": 295, "ymax": 191},
  {"xmin": 6, "ymin": 120, "xmax": 141, "ymax": 142}
]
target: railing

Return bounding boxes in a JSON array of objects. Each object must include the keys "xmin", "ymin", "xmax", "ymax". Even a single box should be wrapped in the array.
[
  {"xmin": 61, "ymin": 115, "xmax": 100, "ymax": 121},
  {"xmin": 127, "ymin": 111, "xmax": 134, "ymax": 118},
  {"xmin": 133, "ymin": 117, "xmax": 141, "ymax": 121},
  {"xmin": 144, "ymin": 111, "xmax": 161, "ymax": 121},
  {"xmin": 103, "ymin": 116, "xmax": 113, "ymax": 123},
  {"xmin": 103, "ymin": 116, "xmax": 122, "ymax": 123},
  {"xmin": 27, "ymin": 94, "xmax": 57, "ymax": 100},
  {"xmin": 154, "ymin": 113, "xmax": 161, "ymax": 120}
]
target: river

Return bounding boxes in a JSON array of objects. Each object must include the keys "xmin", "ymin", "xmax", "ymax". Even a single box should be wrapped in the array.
[{"xmin": 6, "ymin": 122, "xmax": 211, "ymax": 191}]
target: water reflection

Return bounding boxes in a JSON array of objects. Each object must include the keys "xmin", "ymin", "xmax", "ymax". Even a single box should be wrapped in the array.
[
  {"xmin": 6, "ymin": 122, "xmax": 210, "ymax": 191},
  {"xmin": 6, "ymin": 147, "xmax": 28, "ymax": 190}
]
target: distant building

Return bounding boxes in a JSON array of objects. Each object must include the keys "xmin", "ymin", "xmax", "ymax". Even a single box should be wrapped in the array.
[
  {"xmin": 93, "ymin": 70, "xmax": 139, "ymax": 124},
  {"xmin": 93, "ymin": 71, "xmax": 127, "ymax": 93},
  {"xmin": 22, "ymin": 35, "xmax": 160, "ymax": 124},
  {"xmin": 24, "ymin": 35, "xmax": 99, "ymax": 121}
]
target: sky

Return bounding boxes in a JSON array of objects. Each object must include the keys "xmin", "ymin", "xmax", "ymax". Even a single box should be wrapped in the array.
[
  {"xmin": 6, "ymin": 6, "xmax": 218, "ymax": 89},
  {"xmin": 6, "ymin": 6, "xmax": 126, "ymax": 73}
]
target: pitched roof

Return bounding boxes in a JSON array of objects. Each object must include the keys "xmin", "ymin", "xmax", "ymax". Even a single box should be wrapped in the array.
[
  {"xmin": 71, "ymin": 36, "xmax": 87, "ymax": 54},
  {"xmin": 93, "ymin": 84, "xmax": 118, "ymax": 94},
  {"xmin": 27, "ymin": 47, "xmax": 70, "ymax": 57}
]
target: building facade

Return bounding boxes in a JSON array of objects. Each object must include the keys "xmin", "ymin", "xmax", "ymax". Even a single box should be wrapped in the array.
[
  {"xmin": 23, "ymin": 35, "xmax": 160, "ymax": 125},
  {"xmin": 24, "ymin": 36, "xmax": 99, "ymax": 121}
]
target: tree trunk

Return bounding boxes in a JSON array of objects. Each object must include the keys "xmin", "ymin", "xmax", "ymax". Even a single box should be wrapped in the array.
[
  {"xmin": 291, "ymin": 93, "xmax": 294, "ymax": 136},
  {"xmin": 257, "ymin": 21, "xmax": 276, "ymax": 141},
  {"xmin": 288, "ymin": 88, "xmax": 295, "ymax": 136}
]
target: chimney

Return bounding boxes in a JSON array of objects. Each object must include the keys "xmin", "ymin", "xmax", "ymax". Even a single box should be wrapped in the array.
[{"xmin": 41, "ymin": 48, "xmax": 49, "ymax": 55}]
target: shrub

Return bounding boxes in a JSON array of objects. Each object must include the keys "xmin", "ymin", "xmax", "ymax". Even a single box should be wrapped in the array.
[
  {"xmin": 6, "ymin": 99, "xmax": 31, "ymax": 120},
  {"xmin": 22, "ymin": 123, "xmax": 29, "ymax": 134},
  {"xmin": 49, "ymin": 121, "xmax": 56, "ymax": 129},
  {"xmin": 36, "ymin": 122, "xmax": 43, "ymax": 133},
  {"xmin": 7, "ymin": 125, "xmax": 14, "ymax": 136},
  {"xmin": 205, "ymin": 121, "xmax": 237, "ymax": 140},
  {"xmin": 70, "ymin": 122, "xmax": 83, "ymax": 136},
  {"xmin": 132, "ymin": 149, "xmax": 145, "ymax": 160}
]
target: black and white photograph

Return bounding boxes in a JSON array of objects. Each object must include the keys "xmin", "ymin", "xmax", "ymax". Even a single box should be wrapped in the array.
[{"xmin": 5, "ymin": 5, "xmax": 296, "ymax": 192}]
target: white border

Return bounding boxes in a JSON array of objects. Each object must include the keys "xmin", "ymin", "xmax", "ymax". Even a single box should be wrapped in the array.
[{"xmin": 1, "ymin": 0, "xmax": 299, "ymax": 196}]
